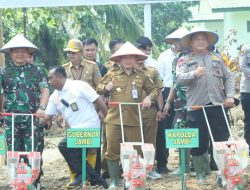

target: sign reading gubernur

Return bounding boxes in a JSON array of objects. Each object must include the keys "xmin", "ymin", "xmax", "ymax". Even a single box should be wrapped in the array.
[
  {"xmin": 66, "ymin": 128, "xmax": 101, "ymax": 184},
  {"xmin": 67, "ymin": 128, "xmax": 100, "ymax": 148}
]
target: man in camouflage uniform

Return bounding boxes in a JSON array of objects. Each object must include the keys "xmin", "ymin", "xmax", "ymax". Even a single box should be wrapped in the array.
[
  {"xmin": 162, "ymin": 27, "xmax": 191, "ymax": 175},
  {"xmin": 26, "ymin": 47, "xmax": 48, "ymax": 160},
  {"xmin": 97, "ymin": 42, "xmax": 159, "ymax": 188},
  {"xmin": 0, "ymin": 34, "xmax": 49, "ymax": 187}
]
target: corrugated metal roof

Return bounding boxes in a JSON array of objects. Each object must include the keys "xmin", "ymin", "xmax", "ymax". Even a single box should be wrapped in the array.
[{"xmin": 0, "ymin": 0, "xmax": 198, "ymax": 8}]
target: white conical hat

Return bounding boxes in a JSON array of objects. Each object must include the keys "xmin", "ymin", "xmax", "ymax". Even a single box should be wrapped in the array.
[
  {"xmin": 165, "ymin": 27, "xmax": 189, "ymax": 44},
  {"xmin": 0, "ymin": 34, "xmax": 38, "ymax": 53},
  {"xmin": 180, "ymin": 27, "xmax": 219, "ymax": 50},
  {"xmin": 110, "ymin": 41, "xmax": 148, "ymax": 62}
]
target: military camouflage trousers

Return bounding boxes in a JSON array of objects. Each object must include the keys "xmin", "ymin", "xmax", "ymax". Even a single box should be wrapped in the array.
[
  {"xmin": 4, "ymin": 120, "xmax": 43, "ymax": 152},
  {"xmin": 173, "ymin": 109, "xmax": 189, "ymax": 129}
]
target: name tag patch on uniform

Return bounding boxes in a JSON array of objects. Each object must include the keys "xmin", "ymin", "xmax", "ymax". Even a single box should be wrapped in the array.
[
  {"xmin": 70, "ymin": 102, "xmax": 79, "ymax": 112},
  {"xmin": 132, "ymin": 89, "xmax": 138, "ymax": 99},
  {"xmin": 132, "ymin": 81, "xmax": 138, "ymax": 99}
]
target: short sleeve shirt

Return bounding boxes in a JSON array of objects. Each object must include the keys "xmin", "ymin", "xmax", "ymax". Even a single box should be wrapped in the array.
[
  {"xmin": 46, "ymin": 79, "xmax": 100, "ymax": 129},
  {"xmin": 63, "ymin": 59, "xmax": 102, "ymax": 89}
]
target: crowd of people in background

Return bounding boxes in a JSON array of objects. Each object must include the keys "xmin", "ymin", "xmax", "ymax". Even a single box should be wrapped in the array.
[{"xmin": 0, "ymin": 25, "xmax": 249, "ymax": 189}]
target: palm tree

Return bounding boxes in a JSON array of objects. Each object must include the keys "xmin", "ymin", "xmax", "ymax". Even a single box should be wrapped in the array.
[
  {"xmin": 60, "ymin": 5, "xmax": 144, "ymax": 61},
  {"xmin": 0, "ymin": 5, "xmax": 144, "ymax": 66}
]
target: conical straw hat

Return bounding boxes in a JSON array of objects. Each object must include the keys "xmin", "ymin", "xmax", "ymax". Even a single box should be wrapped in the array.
[
  {"xmin": 110, "ymin": 41, "xmax": 148, "ymax": 62},
  {"xmin": 0, "ymin": 34, "xmax": 38, "ymax": 53},
  {"xmin": 165, "ymin": 27, "xmax": 189, "ymax": 44},
  {"xmin": 180, "ymin": 27, "xmax": 218, "ymax": 50}
]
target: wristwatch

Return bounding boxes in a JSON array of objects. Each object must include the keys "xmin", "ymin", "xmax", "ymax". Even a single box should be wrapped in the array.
[{"xmin": 39, "ymin": 105, "xmax": 47, "ymax": 110}]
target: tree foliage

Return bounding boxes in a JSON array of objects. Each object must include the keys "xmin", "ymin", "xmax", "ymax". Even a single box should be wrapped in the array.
[
  {"xmin": 1, "ymin": 2, "xmax": 196, "ymax": 68},
  {"xmin": 2, "ymin": 8, "xmax": 68, "ymax": 68},
  {"xmin": 130, "ymin": 2, "xmax": 196, "ymax": 51},
  {"xmin": 1, "ymin": 5, "xmax": 144, "ymax": 67}
]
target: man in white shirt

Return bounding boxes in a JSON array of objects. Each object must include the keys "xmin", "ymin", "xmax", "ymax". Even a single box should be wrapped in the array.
[
  {"xmin": 157, "ymin": 49, "xmax": 174, "ymax": 89},
  {"xmin": 42, "ymin": 66, "xmax": 108, "ymax": 188}
]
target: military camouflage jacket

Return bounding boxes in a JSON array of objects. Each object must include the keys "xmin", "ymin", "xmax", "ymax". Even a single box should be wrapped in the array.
[
  {"xmin": 0, "ymin": 63, "xmax": 48, "ymax": 122},
  {"xmin": 172, "ymin": 53, "xmax": 187, "ymax": 111}
]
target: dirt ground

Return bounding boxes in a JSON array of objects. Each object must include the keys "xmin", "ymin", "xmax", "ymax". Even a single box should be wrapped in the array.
[{"xmin": 1, "ymin": 105, "xmax": 250, "ymax": 190}]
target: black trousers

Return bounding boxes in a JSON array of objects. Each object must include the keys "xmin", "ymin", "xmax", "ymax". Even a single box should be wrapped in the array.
[
  {"xmin": 188, "ymin": 105, "xmax": 230, "ymax": 156},
  {"xmin": 156, "ymin": 87, "xmax": 174, "ymax": 168},
  {"xmin": 241, "ymin": 93, "xmax": 250, "ymax": 146},
  {"xmin": 58, "ymin": 137, "xmax": 104, "ymax": 184},
  {"xmin": 95, "ymin": 148, "xmax": 101, "ymax": 175}
]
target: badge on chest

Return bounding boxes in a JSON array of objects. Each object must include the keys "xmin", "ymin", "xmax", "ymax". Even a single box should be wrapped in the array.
[
  {"xmin": 61, "ymin": 97, "xmax": 79, "ymax": 112},
  {"xmin": 70, "ymin": 102, "xmax": 79, "ymax": 112},
  {"xmin": 131, "ymin": 81, "xmax": 138, "ymax": 99}
]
